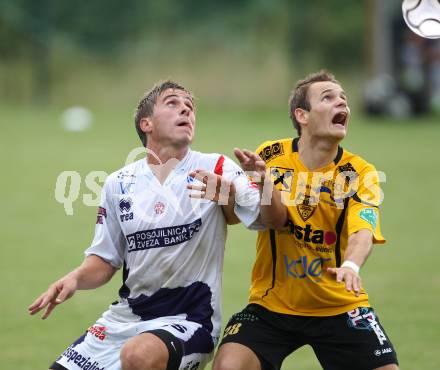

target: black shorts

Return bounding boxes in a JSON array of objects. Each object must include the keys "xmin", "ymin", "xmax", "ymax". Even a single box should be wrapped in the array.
[{"xmin": 219, "ymin": 304, "xmax": 398, "ymax": 370}]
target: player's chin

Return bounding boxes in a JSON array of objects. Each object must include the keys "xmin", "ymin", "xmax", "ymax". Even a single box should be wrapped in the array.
[
  {"xmin": 177, "ymin": 134, "xmax": 194, "ymax": 147},
  {"xmin": 330, "ymin": 124, "xmax": 347, "ymax": 139}
]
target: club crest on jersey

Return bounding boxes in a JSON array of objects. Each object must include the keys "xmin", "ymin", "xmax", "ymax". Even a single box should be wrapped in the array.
[
  {"xmin": 297, "ymin": 195, "xmax": 316, "ymax": 221},
  {"xmin": 154, "ymin": 201, "xmax": 165, "ymax": 215}
]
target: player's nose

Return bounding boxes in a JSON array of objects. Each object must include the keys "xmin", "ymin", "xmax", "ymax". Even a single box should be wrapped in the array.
[
  {"xmin": 335, "ymin": 97, "xmax": 347, "ymax": 108},
  {"xmin": 180, "ymin": 103, "xmax": 190, "ymax": 116}
]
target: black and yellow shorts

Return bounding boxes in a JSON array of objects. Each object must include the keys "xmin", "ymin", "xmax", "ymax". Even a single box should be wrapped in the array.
[{"xmin": 219, "ymin": 304, "xmax": 398, "ymax": 370}]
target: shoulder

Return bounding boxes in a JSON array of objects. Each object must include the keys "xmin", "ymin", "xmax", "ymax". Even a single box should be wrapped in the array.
[
  {"xmin": 191, "ymin": 150, "xmax": 223, "ymax": 163},
  {"xmin": 104, "ymin": 160, "xmax": 143, "ymax": 190},
  {"xmin": 190, "ymin": 150, "xmax": 238, "ymax": 172},
  {"xmin": 255, "ymin": 137, "xmax": 293, "ymax": 163},
  {"xmin": 338, "ymin": 149, "xmax": 377, "ymax": 175}
]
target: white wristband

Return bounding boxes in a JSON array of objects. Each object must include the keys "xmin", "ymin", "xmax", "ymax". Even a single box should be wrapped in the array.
[{"xmin": 341, "ymin": 260, "xmax": 360, "ymax": 274}]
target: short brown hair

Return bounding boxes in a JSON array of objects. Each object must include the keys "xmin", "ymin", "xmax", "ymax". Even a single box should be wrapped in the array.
[
  {"xmin": 134, "ymin": 80, "xmax": 194, "ymax": 147},
  {"xmin": 288, "ymin": 70, "xmax": 339, "ymax": 136}
]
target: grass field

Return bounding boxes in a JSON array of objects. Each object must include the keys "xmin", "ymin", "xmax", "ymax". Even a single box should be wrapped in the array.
[{"xmin": 1, "ymin": 103, "xmax": 439, "ymax": 369}]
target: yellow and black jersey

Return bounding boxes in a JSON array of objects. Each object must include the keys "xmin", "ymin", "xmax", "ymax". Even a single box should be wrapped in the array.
[{"xmin": 249, "ymin": 137, "xmax": 385, "ymax": 316}]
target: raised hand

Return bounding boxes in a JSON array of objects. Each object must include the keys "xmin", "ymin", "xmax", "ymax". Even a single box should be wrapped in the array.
[
  {"xmin": 233, "ymin": 148, "xmax": 266, "ymax": 179},
  {"xmin": 187, "ymin": 169, "xmax": 235, "ymax": 205}
]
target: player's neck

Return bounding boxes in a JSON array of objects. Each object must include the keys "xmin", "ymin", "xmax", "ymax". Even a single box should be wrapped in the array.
[
  {"xmin": 297, "ymin": 136, "xmax": 340, "ymax": 171},
  {"xmin": 145, "ymin": 143, "xmax": 189, "ymax": 184}
]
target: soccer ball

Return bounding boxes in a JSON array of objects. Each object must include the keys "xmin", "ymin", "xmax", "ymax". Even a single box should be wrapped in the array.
[{"xmin": 402, "ymin": 0, "xmax": 440, "ymax": 39}]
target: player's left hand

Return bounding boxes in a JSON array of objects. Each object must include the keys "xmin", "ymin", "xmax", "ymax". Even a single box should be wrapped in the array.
[
  {"xmin": 327, "ymin": 266, "xmax": 362, "ymax": 296},
  {"xmin": 187, "ymin": 170, "xmax": 236, "ymax": 205}
]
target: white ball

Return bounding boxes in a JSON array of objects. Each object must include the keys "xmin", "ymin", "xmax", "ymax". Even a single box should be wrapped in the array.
[
  {"xmin": 61, "ymin": 106, "xmax": 93, "ymax": 132},
  {"xmin": 402, "ymin": 0, "xmax": 440, "ymax": 39}
]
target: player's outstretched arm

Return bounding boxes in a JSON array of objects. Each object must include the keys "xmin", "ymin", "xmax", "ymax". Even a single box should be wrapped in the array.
[
  {"xmin": 327, "ymin": 229, "xmax": 373, "ymax": 296},
  {"xmin": 28, "ymin": 254, "xmax": 117, "ymax": 319},
  {"xmin": 234, "ymin": 148, "xmax": 288, "ymax": 229}
]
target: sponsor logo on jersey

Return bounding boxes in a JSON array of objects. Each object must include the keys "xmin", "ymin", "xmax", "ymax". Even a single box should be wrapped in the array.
[
  {"xmin": 87, "ymin": 325, "xmax": 107, "ymax": 341},
  {"xmin": 259, "ymin": 142, "xmax": 284, "ymax": 162},
  {"xmin": 287, "ymin": 220, "xmax": 337, "ymax": 246},
  {"xmin": 60, "ymin": 345, "xmax": 105, "ymax": 369},
  {"xmin": 337, "ymin": 162, "xmax": 358, "ymax": 188},
  {"xmin": 320, "ymin": 185, "xmax": 332, "ymax": 194},
  {"xmin": 117, "ymin": 171, "xmax": 136, "ymax": 194},
  {"xmin": 359, "ymin": 208, "xmax": 378, "ymax": 229},
  {"xmin": 118, "ymin": 171, "xmax": 136, "ymax": 195},
  {"xmin": 119, "ymin": 198, "xmax": 132, "ymax": 212},
  {"xmin": 117, "ymin": 171, "xmax": 136, "ymax": 180},
  {"xmin": 126, "ymin": 218, "xmax": 202, "ymax": 252},
  {"xmin": 347, "ymin": 308, "xmax": 387, "ymax": 345},
  {"xmin": 96, "ymin": 207, "xmax": 107, "ymax": 224},
  {"xmin": 270, "ymin": 167, "xmax": 294, "ymax": 192},
  {"xmin": 284, "ymin": 255, "xmax": 331, "ymax": 280},
  {"xmin": 374, "ymin": 347, "xmax": 393, "ymax": 356},
  {"xmin": 119, "ymin": 198, "xmax": 134, "ymax": 222},
  {"xmin": 338, "ymin": 162, "xmax": 356, "ymax": 174}
]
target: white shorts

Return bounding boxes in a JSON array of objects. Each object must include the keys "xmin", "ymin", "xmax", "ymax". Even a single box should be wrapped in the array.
[{"xmin": 52, "ymin": 314, "xmax": 216, "ymax": 370}]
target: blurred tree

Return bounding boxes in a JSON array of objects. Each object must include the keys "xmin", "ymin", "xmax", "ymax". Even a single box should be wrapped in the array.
[
  {"xmin": 286, "ymin": 0, "xmax": 366, "ymax": 75},
  {"xmin": 0, "ymin": 0, "xmax": 150, "ymax": 102},
  {"xmin": 0, "ymin": 0, "xmax": 367, "ymax": 104}
]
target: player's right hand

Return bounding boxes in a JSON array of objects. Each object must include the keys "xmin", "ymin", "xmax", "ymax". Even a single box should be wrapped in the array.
[{"xmin": 28, "ymin": 276, "xmax": 78, "ymax": 319}]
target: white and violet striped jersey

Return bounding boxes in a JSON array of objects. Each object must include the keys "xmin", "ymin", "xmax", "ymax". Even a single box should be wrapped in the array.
[{"xmin": 85, "ymin": 149, "xmax": 259, "ymax": 341}]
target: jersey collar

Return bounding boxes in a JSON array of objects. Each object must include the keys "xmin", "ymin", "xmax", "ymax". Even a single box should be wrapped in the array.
[
  {"xmin": 292, "ymin": 137, "xmax": 343, "ymax": 166},
  {"xmin": 140, "ymin": 149, "xmax": 193, "ymax": 177}
]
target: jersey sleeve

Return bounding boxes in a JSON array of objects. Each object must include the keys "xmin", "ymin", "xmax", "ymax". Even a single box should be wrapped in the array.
[
  {"xmin": 84, "ymin": 177, "xmax": 126, "ymax": 268},
  {"xmin": 255, "ymin": 141, "xmax": 273, "ymax": 161},
  {"xmin": 220, "ymin": 155, "xmax": 261, "ymax": 227},
  {"xmin": 346, "ymin": 164, "xmax": 386, "ymax": 244}
]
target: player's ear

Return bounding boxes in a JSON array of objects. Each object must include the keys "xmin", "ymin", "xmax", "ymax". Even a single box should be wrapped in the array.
[
  {"xmin": 139, "ymin": 117, "xmax": 153, "ymax": 134},
  {"xmin": 294, "ymin": 108, "xmax": 308, "ymax": 126}
]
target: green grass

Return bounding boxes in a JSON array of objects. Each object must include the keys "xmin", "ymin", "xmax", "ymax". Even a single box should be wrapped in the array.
[{"xmin": 1, "ymin": 104, "xmax": 439, "ymax": 369}]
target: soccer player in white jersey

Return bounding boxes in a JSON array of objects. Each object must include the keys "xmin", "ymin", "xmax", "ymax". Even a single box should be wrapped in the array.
[{"xmin": 29, "ymin": 81, "xmax": 260, "ymax": 370}]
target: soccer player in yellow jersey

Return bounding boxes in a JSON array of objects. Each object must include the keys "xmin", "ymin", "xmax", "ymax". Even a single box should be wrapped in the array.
[{"xmin": 213, "ymin": 71, "xmax": 399, "ymax": 370}]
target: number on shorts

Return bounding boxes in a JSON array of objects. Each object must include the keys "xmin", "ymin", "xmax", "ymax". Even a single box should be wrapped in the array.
[
  {"xmin": 169, "ymin": 324, "xmax": 187, "ymax": 333},
  {"xmin": 223, "ymin": 323, "xmax": 242, "ymax": 338}
]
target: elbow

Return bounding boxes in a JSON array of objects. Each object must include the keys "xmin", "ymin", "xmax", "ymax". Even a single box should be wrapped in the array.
[
  {"xmin": 226, "ymin": 217, "xmax": 240, "ymax": 225},
  {"xmin": 261, "ymin": 208, "xmax": 288, "ymax": 230},
  {"xmin": 262, "ymin": 216, "xmax": 287, "ymax": 230},
  {"xmin": 267, "ymin": 221, "xmax": 287, "ymax": 230}
]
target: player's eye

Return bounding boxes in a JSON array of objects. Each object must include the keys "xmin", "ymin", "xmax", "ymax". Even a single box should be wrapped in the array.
[
  {"xmin": 322, "ymin": 95, "xmax": 331, "ymax": 101},
  {"xmin": 186, "ymin": 103, "xmax": 194, "ymax": 111}
]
